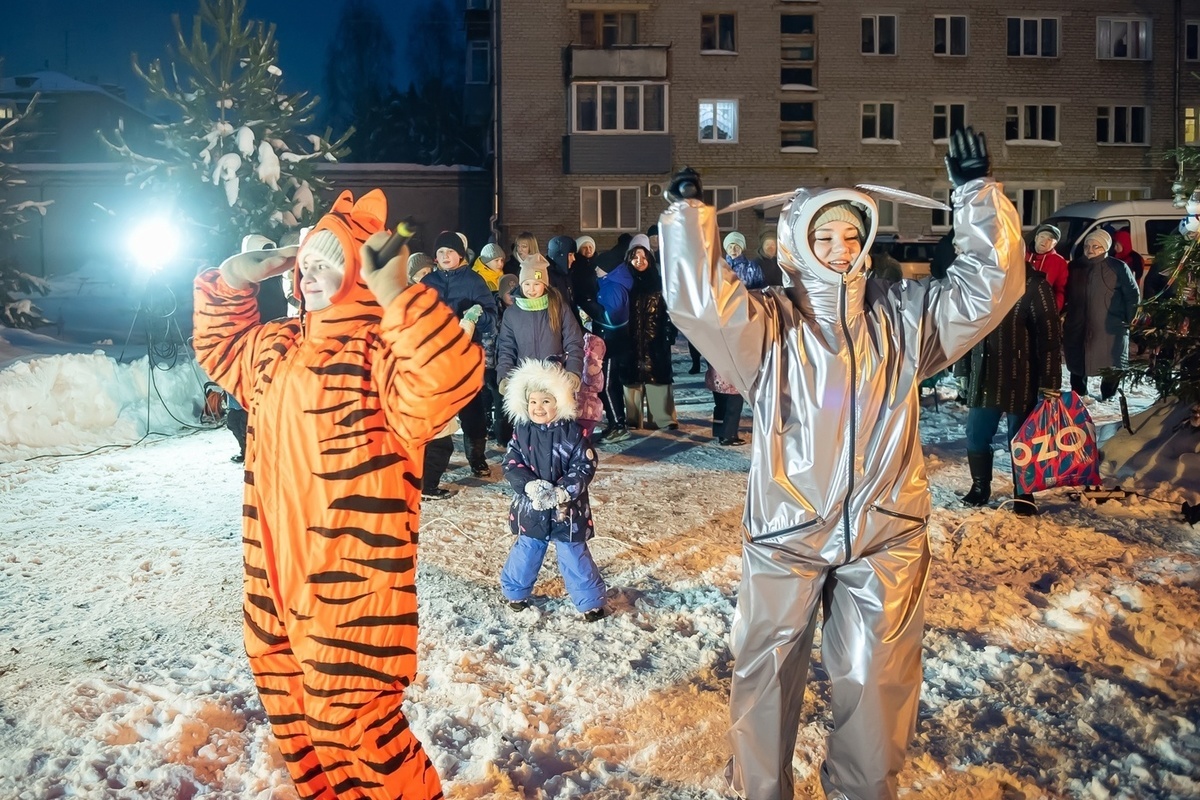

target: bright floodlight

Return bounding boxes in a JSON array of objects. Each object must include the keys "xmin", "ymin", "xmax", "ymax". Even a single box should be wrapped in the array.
[{"xmin": 128, "ymin": 217, "xmax": 181, "ymax": 273}]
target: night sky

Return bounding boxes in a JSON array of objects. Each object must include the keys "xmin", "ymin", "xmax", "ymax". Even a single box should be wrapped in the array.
[{"xmin": 0, "ymin": 0, "xmax": 428, "ymax": 103}]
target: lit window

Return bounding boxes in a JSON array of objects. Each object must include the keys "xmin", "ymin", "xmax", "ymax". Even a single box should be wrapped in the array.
[
  {"xmin": 933, "ymin": 16, "xmax": 968, "ymax": 56},
  {"xmin": 862, "ymin": 102, "xmax": 897, "ymax": 141},
  {"xmin": 1004, "ymin": 187, "xmax": 1059, "ymax": 229},
  {"xmin": 1185, "ymin": 107, "xmax": 1198, "ymax": 145},
  {"xmin": 861, "ymin": 15, "xmax": 897, "ymax": 55},
  {"xmin": 1096, "ymin": 106, "xmax": 1149, "ymax": 145},
  {"xmin": 1006, "ymin": 17, "xmax": 1058, "ymax": 58},
  {"xmin": 701, "ymin": 187, "xmax": 738, "ymax": 230},
  {"xmin": 1005, "ymin": 104, "xmax": 1059, "ymax": 143},
  {"xmin": 701, "ymin": 13, "xmax": 736, "ymax": 52},
  {"xmin": 0, "ymin": 104, "xmax": 14, "ymax": 120},
  {"xmin": 699, "ymin": 100, "xmax": 738, "ymax": 143},
  {"xmin": 933, "ymin": 103, "xmax": 966, "ymax": 142},
  {"xmin": 1097, "ymin": 18, "xmax": 1152, "ymax": 60},
  {"xmin": 1094, "ymin": 187, "xmax": 1151, "ymax": 201},
  {"xmin": 572, "ymin": 83, "xmax": 668, "ymax": 134},
  {"xmin": 580, "ymin": 187, "xmax": 640, "ymax": 231}
]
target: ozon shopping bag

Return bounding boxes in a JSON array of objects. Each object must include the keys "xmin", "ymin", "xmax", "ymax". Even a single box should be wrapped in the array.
[{"xmin": 1011, "ymin": 392, "xmax": 1102, "ymax": 494}]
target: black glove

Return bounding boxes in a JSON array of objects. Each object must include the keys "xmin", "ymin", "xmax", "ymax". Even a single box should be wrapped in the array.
[
  {"xmin": 944, "ymin": 126, "xmax": 991, "ymax": 187},
  {"xmin": 666, "ymin": 167, "xmax": 703, "ymax": 203}
]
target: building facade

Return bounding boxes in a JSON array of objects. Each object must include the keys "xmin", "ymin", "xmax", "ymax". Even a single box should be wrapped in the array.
[{"xmin": 494, "ymin": 0, "xmax": 1200, "ymax": 250}]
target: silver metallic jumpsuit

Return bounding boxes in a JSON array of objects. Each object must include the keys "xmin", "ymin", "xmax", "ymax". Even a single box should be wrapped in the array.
[{"xmin": 658, "ymin": 179, "xmax": 1023, "ymax": 800}]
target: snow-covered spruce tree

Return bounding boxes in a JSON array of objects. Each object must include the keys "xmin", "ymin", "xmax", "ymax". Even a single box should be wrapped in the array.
[
  {"xmin": 0, "ymin": 94, "xmax": 52, "ymax": 329},
  {"xmin": 1126, "ymin": 147, "xmax": 1200, "ymax": 406},
  {"xmin": 101, "ymin": 0, "xmax": 351, "ymax": 264}
]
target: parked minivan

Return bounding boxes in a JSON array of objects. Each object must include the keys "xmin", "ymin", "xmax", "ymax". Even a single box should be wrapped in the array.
[{"xmin": 1039, "ymin": 200, "xmax": 1181, "ymax": 265}]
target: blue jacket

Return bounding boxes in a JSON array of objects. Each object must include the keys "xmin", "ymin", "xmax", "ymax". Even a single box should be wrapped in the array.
[
  {"xmin": 596, "ymin": 263, "xmax": 634, "ymax": 329},
  {"xmin": 728, "ymin": 253, "xmax": 765, "ymax": 290},
  {"xmin": 420, "ymin": 265, "xmax": 498, "ymax": 339},
  {"xmin": 503, "ymin": 420, "xmax": 597, "ymax": 543}
]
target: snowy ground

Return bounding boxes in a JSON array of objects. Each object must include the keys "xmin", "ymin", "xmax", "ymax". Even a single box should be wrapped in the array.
[{"xmin": 1, "ymin": 284, "xmax": 1198, "ymax": 798}]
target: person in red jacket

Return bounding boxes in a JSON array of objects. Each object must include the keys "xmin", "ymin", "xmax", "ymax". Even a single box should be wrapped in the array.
[{"xmin": 1027, "ymin": 223, "xmax": 1068, "ymax": 312}]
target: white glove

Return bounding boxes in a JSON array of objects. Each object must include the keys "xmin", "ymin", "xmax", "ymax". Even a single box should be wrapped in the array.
[
  {"xmin": 525, "ymin": 479, "xmax": 553, "ymax": 504},
  {"xmin": 554, "ymin": 487, "xmax": 570, "ymax": 506},
  {"xmin": 219, "ymin": 245, "xmax": 298, "ymax": 290}
]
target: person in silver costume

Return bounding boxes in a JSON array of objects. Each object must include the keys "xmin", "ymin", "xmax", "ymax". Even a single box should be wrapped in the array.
[{"xmin": 658, "ymin": 128, "xmax": 1024, "ymax": 800}]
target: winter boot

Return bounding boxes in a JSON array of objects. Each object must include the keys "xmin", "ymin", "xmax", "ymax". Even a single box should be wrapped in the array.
[
  {"xmin": 468, "ymin": 436, "xmax": 490, "ymax": 477},
  {"xmin": 961, "ymin": 451, "xmax": 993, "ymax": 506},
  {"xmin": 1012, "ymin": 493, "xmax": 1038, "ymax": 516}
]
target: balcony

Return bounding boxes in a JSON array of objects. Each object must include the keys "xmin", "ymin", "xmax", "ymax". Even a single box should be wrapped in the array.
[
  {"xmin": 562, "ymin": 134, "xmax": 671, "ymax": 175},
  {"xmin": 566, "ymin": 45, "xmax": 670, "ymax": 80}
]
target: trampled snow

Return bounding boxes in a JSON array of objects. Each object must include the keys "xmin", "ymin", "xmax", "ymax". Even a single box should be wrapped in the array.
[{"xmin": 0, "ymin": 276, "xmax": 1198, "ymax": 799}]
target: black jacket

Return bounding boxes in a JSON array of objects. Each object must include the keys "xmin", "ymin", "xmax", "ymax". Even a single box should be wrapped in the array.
[{"xmin": 621, "ymin": 263, "xmax": 676, "ymax": 385}]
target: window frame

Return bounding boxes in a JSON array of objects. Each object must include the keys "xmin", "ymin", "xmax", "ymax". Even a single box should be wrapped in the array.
[
  {"xmin": 701, "ymin": 12, "xmax": 738, "ymax": 54},
  {"xmin": 861, "ymin": 101, "xmax": 899, "ymax": 143},
  {"xmin": 579, "ymin": 186, "xmax": 641, "ymax": 232},
  {"xmin": 1096, "ymin": 105, "xmax": 1150, "ymax": 146},
  {"xmin": 933, "ymin": 15, "xmax": 968, "ymax": 57},
  {"xmin": 780, "ymin": 14, "xmax": 817, "ymax": 90},
  {"xmin": 698, "ymin": 99, "xmax": 739, "ymax": 143},
  {"xmin": 780, "ymin": 100, "xmax": 817, "ymax": 152},
  {"xmin": 465, "ymin": 39, "xmax": 490, "ymax": 85},
  {"xmin": 1094, "ymin": 187, "xmax": 1151, "ymax": 201},
  {"xmin": 1185, "ymin": 106, "xmax": 1199, "ymax": 146},
  {"xmin": 701, "ymin": 186, "xmax": 739, "ymax": 230},
  {"xmin": 932, "ymin": 102, "xmax": 967, "ymax": 143},
  {"xmin": 1006, "ymin": 17, "xmax": 1059, "ymax": 58},
  {"xmin": 1005, "ymin": 103, "xmax": 1060, "ymax": 145},
  {"xmin": 1003, "ymin": 186, "xmax": 1060, "ymax": 230},
  {"xmin": 1096, "ymin": 17, "xmax": 1152, "ymax": 61},
  {"xmin": 861, "ymin": 14, "xmax": 898, "ymax": 56},
  {"xmin": 571, "ymin": 82, "xmax": 670, "ymax": 134},
  {"xmin": 578, "ymin": 10, "xmax": 639, "ymax": 49},
  {"xmin": 875, "ymin": 199, "xmax": 898, "ymax": 232},
  {"xmin": 1186, "ymin": 21, "xmax": 1199, "ymax": 62},
  {"xmin": 931, "ymin": 187, "xmax": 951, "ymax": 232}
]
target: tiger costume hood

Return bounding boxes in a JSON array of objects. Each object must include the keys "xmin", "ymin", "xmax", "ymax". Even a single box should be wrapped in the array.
[{"xmin": 296, "ymin": 189, "xmax": 388, "ymax": 333}]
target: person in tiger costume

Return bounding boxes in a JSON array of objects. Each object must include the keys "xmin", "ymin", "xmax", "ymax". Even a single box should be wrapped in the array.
[{"xmin": 194, "ymin": 188, "xmax": 484, "ymax": 800}]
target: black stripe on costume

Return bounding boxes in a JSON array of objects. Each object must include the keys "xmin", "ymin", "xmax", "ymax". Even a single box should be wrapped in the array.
[
  {"xmin": 282, "ymin": 744, "xmax": 317, "ymax": 763},
  {"xmin": 302, "ymin": 658, "xmax": 396, "ymax": 684},
  {"xmin": 333, "ymin": 776, "xmax": 385, "ymax": 794},
  {"xmin": 345, "ymin": 556, "xmax": 415, "ymax": 574},
  {"xmin": 309, "ymin": 634, "xmax": 416, "ymax": 658},
  {"xmin": 304, "ymin": 398, "xmax": 359, "ymax": 415},
  {"xmin": 361, "ymin": 741, "xmax": 416, "ymax": 775},
  {"xmin": 328, "ymin": 495, "xmax": 410, "ymax": 514},
  {"xmin": 336, "ymin": 612, "xmax": 419, "ymax": 628},
  {"xmin": 308, "ymin": 362, "xmax": 370, "ymax": 378},
  {"xmin": 314, "ymin": 453, "xmax": 402, "ymax": 481},
  {"xmin": 246, "ymin": 592, "xmax": 278, "ymax": 617},
  {"xmin": 374, "ymin": 711, "xmax": 413, "ymax": 749},
  {"xmin": 315, "ymin": 591, "xmax": 374, "ymax": 606},
  {"xmin": 307, "ymin": 570, "xmax": 368, "ymax": 584},
  {"xmin": 242, "ymin": 504, "xmax": 259, "ymax": 520},
  {"xmin": 309, "ymin": 525, "xmax": 409, "ymax": 548},
  {"xmin": 319, "ymin": 426, "xmax": 389, "ymax": 443},
  {"xmin": 335, "ymin": 408, "xmax": 380, "ymax": 428},
  {"xmin": 244, "ymin": 609, "xmax": 288, "ymax": 646}
]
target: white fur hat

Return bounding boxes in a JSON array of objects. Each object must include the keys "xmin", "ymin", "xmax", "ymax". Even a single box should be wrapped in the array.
[{"xmin": 503, "ymin": 359, "xmax": 579, "ymax": 423}]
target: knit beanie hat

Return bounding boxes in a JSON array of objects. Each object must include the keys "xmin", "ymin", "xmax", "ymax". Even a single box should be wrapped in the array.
[
  {"xmin": 299, "ymin": 229, "xmax": 346, "ymax": 271},
  {"xmin": 1033, "ymin": 223, "xmax": 1061, "ymax": 241},
  {"xmin": 811, "ymin": 202, "xmax": 867, "ymax": 240},
  {"xmin": 1084, "ymin": 229, "xmax": 1112, "ymax": 253},
  {"xmin": 433, "ymin": 230, "xmax": 467, "ymax": 262},
  {"xmin": 575, "ymin": 235, "xmax": 597, "ymax": 252},
  {"xmin": 723, "ymin": 231, "xmax": 747, "ymax": 252},
  {"xmin": 498, "ymin": 273, "xmax": 519, "ymax": 296},
  {"xmin": 647, "ymin": 224, "xmax": 659, "ymax": 237},
  {"xmin": 627, "ymin": 233, "xmax": 652, "ymax": 257},
  {"xmin": 480, "ymin": 242, "xmax": 505, "ymax": 263},
  {"xmin": 758, "ymin": 229, "xmax": 777, "ymax": 246},
  {"xmin": 519, "ymin": 254, "xmax": 551, "ymax": 286},
  {"xmin": 407, "ymin": 251, "xmax": 435, "ymax": 282}
]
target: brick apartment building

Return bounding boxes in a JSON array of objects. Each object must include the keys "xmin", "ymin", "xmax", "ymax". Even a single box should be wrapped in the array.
[{"xmin": 484, "ymin": 0, "xmax": 1200, "ymax": 249}]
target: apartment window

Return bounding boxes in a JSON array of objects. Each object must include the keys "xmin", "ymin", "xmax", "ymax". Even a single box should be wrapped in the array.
[
  {"xmin": 1097, "ymin": 106, "xmax": 1148, "ymax": 145},
  {"xmin": 465, "ymin": 40, "xmax": 489, "ymax": 84},
  {"xmin": 702, "ymin": 187, "xmax": 738, "ymax": 230},
  {"xmin": 781, "ymin": 14, "xmax": 815, "ymax": 35},
  {"xmin": 580, "ymin": 187, "xmax": 639, "ymax": 231},
  {"xmin": 876, "ymin": 200, "xmax": 897, "ymax": 231},
  {"xmin": 572, "ymin": 83, "xmax": 668, "ymax": 133},
  {"xmin": 781, "ymin": 101, "xmax": 816, "ymax": 150},
  {"xmin": 1005, "ymin": 104, "xmax": 1058, "ymax": 143},
  {"xmin": 1097, "ymin": 18, "xmax": 1151, "ymax": 60},
  {"xmin": 933, "ymin": 103, "xmax": 966, "ymax": 142},
  {"xmin": 1187, "ymin": 22, "xmax": 1199, "ymax": 61},
  {"xmin": 579, "ymin": 11, "xmax": 638, "ymax": 48},
  {"xmin": 701, "ymin": 13, "xmax": 736, "ymax": 52},
  {"xmin": 0, "ymin": 104, "xmax": 14, "ymax": 120},
  {"xmin": 781, "ymin": 14, "xmax": 816, "ymax": 90},
  {"xmin": 862, "ymin": 15, "xmax": 897, "ymax": 55},
  {"xmin": 1004, "ymin": 187, "xmax": 1058, "ymax": 229},
  {"xmin": 1186, "ymin": 107, "xmax": 1199, "ymax": 145},
  {"xmin": 699, "ymin": 100, "xmax": 738, "ymax": 142},
  {"xmin": 862, "ymin": 102, "xmax": 897, "ymax": 141},
  {"xmin": 1007, "ymin": 17, "xmax": 1058, "ymax": 58},
  {"xmin": 933, "ymin": 16, "xmax": 967, "ymax": 56},
  {"xmin": 1095, "ymin": 187, "xmax": 1150, "ymax": 201},
  {"xmin": 931, "ymin": 188, "xmax": 951, "ymax": 231}
]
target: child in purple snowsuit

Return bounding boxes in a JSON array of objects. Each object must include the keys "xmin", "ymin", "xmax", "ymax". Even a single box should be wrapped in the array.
[{"xmin": 500, "ymin": 359, "xmax": 608, "ymax": 621}]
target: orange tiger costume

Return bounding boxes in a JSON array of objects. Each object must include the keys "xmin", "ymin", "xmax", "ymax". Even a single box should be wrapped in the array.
[{"xmin": 194, "ymin": 189, "xmax": 483, "ymax": 799}]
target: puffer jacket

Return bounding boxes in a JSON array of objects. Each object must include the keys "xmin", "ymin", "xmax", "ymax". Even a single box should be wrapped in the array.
[
  {"xmin": 421, "ymin": 263, "xmax": 498, "ymax": 340},
  {"xmin": 576, "ymin": 332, "xmax": 606, "ymax": 422},
  {"xmin": 622, "ymin": 263, "xmax": 675, "ymax": 385},
  {"xmin": 659, "ymin": 178, "xmax": 1023, "ymax": 558},
  {"xmin": 495, "ymin": 298, "xmax": 585, "ymax": 382}
]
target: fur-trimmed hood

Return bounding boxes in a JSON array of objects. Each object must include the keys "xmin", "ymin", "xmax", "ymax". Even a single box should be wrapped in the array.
[{"xmin": 503, "ymin": 359, "xmax": 579, "ymax": 423}]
